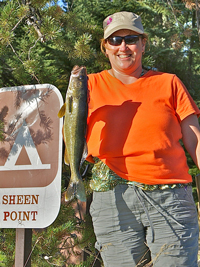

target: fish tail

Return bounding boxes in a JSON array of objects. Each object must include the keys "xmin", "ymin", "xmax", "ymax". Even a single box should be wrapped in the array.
[{"xmin": 65, "ymin": 175, "xmax": 86, "ymax": 202}]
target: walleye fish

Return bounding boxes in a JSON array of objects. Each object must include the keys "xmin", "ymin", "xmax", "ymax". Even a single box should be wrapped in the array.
[{"xmin": 58, "ymin": 66, "xmax": 88, "ymax": 202}]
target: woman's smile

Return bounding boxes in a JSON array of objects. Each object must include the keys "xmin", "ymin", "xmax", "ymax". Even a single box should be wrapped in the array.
[{"xmin": 117, "ymin": 54, "xmax": 132, "ymax": 59}]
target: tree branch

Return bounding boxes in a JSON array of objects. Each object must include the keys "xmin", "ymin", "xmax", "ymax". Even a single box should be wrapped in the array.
[
  {"xmin": 11, "ymin": 15, "xmax": 26, "ymax": 32},
  {"xmin": 167, "ymin": 0, "xmax": 184, "ymax": 29},
  {"xmin": 195, "ymin": 0, "xmax": 200, "ymax": 41}
]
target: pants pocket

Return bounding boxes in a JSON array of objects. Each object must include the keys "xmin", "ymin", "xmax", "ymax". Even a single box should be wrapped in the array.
[{"xmin": 168, "ymin": 186, "xmax": 198, "ymax": 225}]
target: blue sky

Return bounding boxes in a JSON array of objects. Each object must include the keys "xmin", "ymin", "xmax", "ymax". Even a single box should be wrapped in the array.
[{"xmin": 57, "ymin": 0, "xmax": 66, "ymax": 8}]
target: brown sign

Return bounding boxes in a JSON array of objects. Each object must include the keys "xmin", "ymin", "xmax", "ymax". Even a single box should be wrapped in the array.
[{"xmin": 0, "ymin": 84, "xmax": 62, "ymax": 188}]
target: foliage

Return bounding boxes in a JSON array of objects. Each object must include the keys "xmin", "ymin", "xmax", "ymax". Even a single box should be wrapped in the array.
[
  {"xmin": 0, "ymin": 228, "xmax": 16, "ymax": 266},
  {"xmin": 0, "ymin": 0, "xmax": 199, "ymax": 95}
]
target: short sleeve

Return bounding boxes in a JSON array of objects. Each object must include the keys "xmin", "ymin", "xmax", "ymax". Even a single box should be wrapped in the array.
[{"xmin": 172, "ymin": 75, "xmax": 200, "ymax": 121}]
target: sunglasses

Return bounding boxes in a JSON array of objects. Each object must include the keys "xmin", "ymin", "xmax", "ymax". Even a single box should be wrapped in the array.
[{"xmin": 107, "ymin": 35, "xmax": 143, "ymax": 46}]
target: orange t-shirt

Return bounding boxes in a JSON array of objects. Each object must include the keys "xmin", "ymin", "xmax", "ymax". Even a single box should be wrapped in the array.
[{"xmin": 86, "ymin": 70, "xmax": 200, "ymax": 185}]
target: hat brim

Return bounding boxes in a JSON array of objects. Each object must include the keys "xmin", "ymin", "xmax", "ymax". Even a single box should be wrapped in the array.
[{"xmin": 104, "ymin": 24, "xmax": 144, "ymax": 39}]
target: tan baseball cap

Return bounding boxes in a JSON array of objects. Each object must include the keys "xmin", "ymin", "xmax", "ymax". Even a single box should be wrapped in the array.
[{"xmin": 103, "ymin": 11, "xmax": 144, "ymax": 39}]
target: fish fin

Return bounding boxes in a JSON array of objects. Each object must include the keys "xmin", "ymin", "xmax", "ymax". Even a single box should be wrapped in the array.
[
  {"xmin": 65, "ymin": 175, "xmax": 86, "ymax": 202},
  {"xmin": 58, "ymin": 103, "xmax": 66, "ymax": 118},
  {"xmin": 81, "ymin": 164, "xmax": 89, "ymax": 177},
  {"xmin": 64, "ymin": 148, "xmax": 70, "ymax": 165},
  {"xmin": 61, "ymin": 126, "xmax": 70, "ymax": 165},
  {"xmin": 80, "ymin": 139, "xmax": 88, "ymax": 167}
]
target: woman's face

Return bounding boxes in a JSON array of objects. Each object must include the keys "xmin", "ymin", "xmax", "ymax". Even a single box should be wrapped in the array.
[{"xmin": 105, "ymin": 29, "xmax": 146, "ymax": 74}]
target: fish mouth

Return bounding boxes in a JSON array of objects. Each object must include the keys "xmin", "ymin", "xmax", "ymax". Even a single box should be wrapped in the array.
[{"xmin": 72, "ymin": 65, "xmax": 86, "ymax": 75}]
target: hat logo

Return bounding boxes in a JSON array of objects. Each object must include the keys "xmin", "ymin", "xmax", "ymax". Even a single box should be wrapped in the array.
[{"xmin": 107, "ymin": 17, "xmax": 112, "ymax": 25}]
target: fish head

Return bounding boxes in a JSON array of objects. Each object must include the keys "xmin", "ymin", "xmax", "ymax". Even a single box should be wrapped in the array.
[{"xmin": 67, "ymin": 66, "xmax": 88, "ymax": 98}]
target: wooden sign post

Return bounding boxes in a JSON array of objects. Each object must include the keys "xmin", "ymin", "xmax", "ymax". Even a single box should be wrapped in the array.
[
  {"xmin": 0, "ymin": 84, "xmax": 63, "ymax": 266},
  {"xmin": 15, "ymin": 228, "xmax": 32, "ymax": 267}
]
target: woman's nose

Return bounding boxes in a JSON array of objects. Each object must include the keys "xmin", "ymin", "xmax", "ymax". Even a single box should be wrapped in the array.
[{"xmin": 119, "ymin": 40, "xmax": 128, "ymax": 51}]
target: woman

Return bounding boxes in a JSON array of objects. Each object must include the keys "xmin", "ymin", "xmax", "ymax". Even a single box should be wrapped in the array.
[{"xmin": 86, "ymin": 11, "xmax": 200, "ymax": 267}]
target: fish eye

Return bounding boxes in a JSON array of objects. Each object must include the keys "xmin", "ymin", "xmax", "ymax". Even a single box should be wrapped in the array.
[{"xmin": 79, "ymin": 75, "xmax": 84, "ymax": 80}]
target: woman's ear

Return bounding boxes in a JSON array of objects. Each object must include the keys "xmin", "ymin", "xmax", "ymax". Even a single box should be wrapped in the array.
[{"xmin": 142, "ymin": 38, "xmax": 146, "ymax": 55}]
